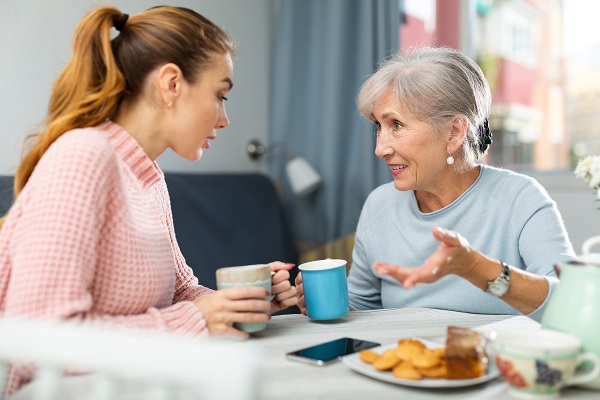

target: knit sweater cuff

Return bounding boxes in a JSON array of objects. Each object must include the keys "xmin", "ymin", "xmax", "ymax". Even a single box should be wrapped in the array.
[
  {"xmin": 526, "ymin": 275, "xmax": 558, "ymax": 322},
  {"xmin": 151, "ymin": 301, "xmax": 209, "ymax": 339}
]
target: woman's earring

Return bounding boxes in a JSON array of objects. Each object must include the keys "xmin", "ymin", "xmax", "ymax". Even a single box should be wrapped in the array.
[
  {"xmin": 446, "ymin": 154, "xmax": 455, "ymax": 165},
  {"xmin": 167, "ymin": 101, "xmax": 173, "ymax": 109}
]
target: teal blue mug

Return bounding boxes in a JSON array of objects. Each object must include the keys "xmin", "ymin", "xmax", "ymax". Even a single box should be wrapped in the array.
[{"xmin": 299, "ymin": 259, "xmax": 349, "ymax": 320}]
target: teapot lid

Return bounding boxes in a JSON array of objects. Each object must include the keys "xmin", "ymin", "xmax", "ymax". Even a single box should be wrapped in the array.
[{"xmin": 574, "ymin": 253, "xmax": 600, "ymax": 266}]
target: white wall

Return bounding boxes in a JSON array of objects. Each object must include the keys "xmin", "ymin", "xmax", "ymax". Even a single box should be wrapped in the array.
[{"xmin": 0, "ymin": 0, "xmax": 273, "ymax": 175}]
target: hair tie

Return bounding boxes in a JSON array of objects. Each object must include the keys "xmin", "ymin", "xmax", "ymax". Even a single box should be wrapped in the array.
[
  {"xmin": 114, "ymin": 13, "xmax": 129, "ymax": 32},
  {"xmin": 478, "ymin": 118, "xmax": 492, "ymax": 151}
]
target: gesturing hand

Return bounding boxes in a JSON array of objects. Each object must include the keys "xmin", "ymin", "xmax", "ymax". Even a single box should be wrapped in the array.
[
  {"xmin": 372, "ymin": 227, "xmax": 478, "ymax": 289},
  {"xmin": 192, "ymin": 286, "xmax": 271, "ymax": 339}
]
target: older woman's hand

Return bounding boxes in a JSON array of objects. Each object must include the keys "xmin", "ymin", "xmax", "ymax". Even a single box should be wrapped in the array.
[
  {"xmin": 372, "ymin": 227, "xmax": 478, "ymax": 289},
  {"xmin": 268, "ymin": 261, "xmax": 298, "ymax": 313},
  {"xmin": 294, "ymin": 272, "xmax": 307, "ymax": 315}
]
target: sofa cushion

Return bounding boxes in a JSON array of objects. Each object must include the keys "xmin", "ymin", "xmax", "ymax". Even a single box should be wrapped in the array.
[{"xmin": 0, "ymin": 175, "xmax": 13, "ymax": 216}]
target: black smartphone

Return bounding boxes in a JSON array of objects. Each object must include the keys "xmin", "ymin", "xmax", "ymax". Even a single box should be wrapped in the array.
[{"xmin": 286, "ymin": 337, "xmax": 380, "ymax": 366}]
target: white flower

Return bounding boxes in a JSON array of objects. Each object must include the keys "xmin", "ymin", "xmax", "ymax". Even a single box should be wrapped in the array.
[
  {"xmin": 575, "ymin": 156, "xmax": 594, "ymax": 179},
  {"xmin": 575, "ymin": 155, "xmax": 600, "ymax": 196},
  {"xmin": 590, "ymin": 159, "xmax": 600, "ymax": 188}
]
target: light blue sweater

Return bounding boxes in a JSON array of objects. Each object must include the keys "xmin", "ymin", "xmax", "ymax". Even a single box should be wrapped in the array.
[{"xmin": 347, "ymin": 165, "xmax": 575, "ymax": 321}]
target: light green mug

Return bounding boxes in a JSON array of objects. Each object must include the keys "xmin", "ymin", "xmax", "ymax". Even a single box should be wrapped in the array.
[{"xmin": 216, "ymin": 264, "xmax": 274, "ymax": 333}]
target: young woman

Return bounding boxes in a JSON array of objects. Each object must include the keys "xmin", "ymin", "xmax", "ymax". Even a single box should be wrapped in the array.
[{"xmin": 0, "ymin": 5, "xmax": 296, "ymax": 395}]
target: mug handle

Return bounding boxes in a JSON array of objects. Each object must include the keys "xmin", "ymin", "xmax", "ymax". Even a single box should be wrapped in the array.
[
  {"xmin": 582, "ymin": 235, "xmax": 600, "ymax": 256},
  {"xmin": 567, "ymin": 352, "xmax": 600, "ymax": 386}
]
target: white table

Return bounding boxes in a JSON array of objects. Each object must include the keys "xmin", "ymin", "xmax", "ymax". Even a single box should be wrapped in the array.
[
  {"xmin": 249, "ymin": 308, "xmax": 598, "ymax": 400},
  {"xmin": 10, "ymin": 308, "xmax": 598, "ymax": 400}
]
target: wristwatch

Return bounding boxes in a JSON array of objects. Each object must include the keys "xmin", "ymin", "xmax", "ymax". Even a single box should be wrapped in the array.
[{"xmin": 486, "ymin": 261, "xmax": 511, "ymax": 297}]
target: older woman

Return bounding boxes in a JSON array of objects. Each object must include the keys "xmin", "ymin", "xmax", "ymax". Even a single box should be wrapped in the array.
[{"xmin": 296, "ymin": 46, "xmax": 574, "ymax": 321}]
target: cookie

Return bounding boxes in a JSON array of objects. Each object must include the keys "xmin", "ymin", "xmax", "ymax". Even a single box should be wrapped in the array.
[
  {"xmin": 412, "ymin": 350, "xmax": 441, "ymax": 369},
  {"xmin": 392, "ymin": 364, "xmax": 422, "ymax": 380},
  {"xmin": 395, "ymin": 341, "xmax": 425, "ymax": 362},
  {"xmin": 397, "ymin": 338, "xmax": 427, "ymax": 349},
  {"xmin": 373, "ymin": 352, "xmax": 400, "ymax": 371},
  {"xmin": 359, "ymin": 349, "xmax": 380, "ymax": 364},
  {"xmin": 418, "ymin": 362, "xmax": 447, "ymax": 379}
]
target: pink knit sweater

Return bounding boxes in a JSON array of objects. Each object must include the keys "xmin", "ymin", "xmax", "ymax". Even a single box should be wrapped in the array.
[{"xmin": 0, "ymin": 121, "xmax": 212, "ymax": 393}]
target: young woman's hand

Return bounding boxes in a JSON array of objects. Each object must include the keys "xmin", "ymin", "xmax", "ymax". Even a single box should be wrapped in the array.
[
  {"xmin": 268, "ymin": 261, "xmax": 297, "ymax": 313},
  {"xmin": 192, "ymin": 287, "xmax": 271, "ymax": 339}
]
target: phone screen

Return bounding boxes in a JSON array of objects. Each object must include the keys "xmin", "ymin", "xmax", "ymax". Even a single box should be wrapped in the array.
[{"xmin": 286, "ymin": 337, "xmax": 380, "ymax": 366}]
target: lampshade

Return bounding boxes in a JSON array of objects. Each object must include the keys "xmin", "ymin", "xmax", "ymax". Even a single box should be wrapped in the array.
[
  {"xmin": 247, "ymin": 139, "xmax": 322, "ymax": 197},
  {"xmin": 285, "ymin": 157, "xmax": 322, "ymax": 196}
]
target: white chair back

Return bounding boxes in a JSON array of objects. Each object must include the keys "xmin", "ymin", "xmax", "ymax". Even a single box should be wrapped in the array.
[{"xmin": 0, "ymin": 317, "xmax": 260, "ymax": 400}]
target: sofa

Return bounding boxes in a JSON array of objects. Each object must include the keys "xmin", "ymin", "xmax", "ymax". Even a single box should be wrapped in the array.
[
  {"xmin": 0, "ymin": 173, "xmax": 300, "ymax": 314},
  {"xmin": 164, "ymin": 173, "xmax": 299, "ymax": 301},
  {"xmin": 0, "ymin": 175, "xmax": 12, "ymax": 217}
]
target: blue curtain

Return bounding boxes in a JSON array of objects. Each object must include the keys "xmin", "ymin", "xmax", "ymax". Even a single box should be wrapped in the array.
[{"xmin": 269, "ymin": 0, "xmax": 400, "ymax": 244}]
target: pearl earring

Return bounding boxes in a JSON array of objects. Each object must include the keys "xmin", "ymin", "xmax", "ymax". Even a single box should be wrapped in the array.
[{"xmin": 447, "ymin": 155, "xmax": 455, "ymax": 165}]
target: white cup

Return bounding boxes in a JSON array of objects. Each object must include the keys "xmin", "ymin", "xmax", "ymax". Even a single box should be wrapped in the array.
[{"xmin": 491, "ymin": 329, "xmax": 600, "ymax": 399}]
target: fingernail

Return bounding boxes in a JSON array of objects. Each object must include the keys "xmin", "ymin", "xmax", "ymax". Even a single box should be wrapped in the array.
[
  {"xmin": 437, "ymin": 227, "xmax": 446, "ymax": 236},
  {"xmin": 431, "ymin": 266, "xmax": 440, "ymax": 275}
]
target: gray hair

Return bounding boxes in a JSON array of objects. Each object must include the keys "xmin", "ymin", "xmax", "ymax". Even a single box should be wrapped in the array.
[{"xmin": 357, "ymin": 46, "xmax": 492, "ymax": 172}]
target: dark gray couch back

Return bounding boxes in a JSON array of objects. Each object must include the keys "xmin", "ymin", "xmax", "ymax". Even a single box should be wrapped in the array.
[
  {"xmin": 0, "ymin": 173, "xmax": 299, "ymax": 314},
  {"xmin": 164, "ymin": 173, "xmax": 298, "ymax": 291},
  {"xmin": 0, "ymin": 175, "xmax": 13, "ymax": 216}
]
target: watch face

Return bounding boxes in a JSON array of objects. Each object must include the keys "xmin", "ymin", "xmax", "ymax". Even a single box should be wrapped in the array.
[
  {"xmin": 488, "ymin": 281, "xmax": 509, "ymax": 297},
  {"xmin": 487, "ymin": 264, "xmax": 511, "ymax": 297}
]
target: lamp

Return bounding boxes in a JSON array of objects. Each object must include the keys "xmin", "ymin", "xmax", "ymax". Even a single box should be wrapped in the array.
[{"xmin": 247, "ymin": 139, "xmax": 322, "ymax": 196}]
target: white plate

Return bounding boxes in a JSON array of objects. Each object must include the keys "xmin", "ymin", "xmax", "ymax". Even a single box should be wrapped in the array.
[{"xmin": 343, "ymin": 338, "xmax": 500, "ymax": 388}]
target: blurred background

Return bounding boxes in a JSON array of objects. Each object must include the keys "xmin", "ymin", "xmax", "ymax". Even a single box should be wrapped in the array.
[
  {"xmin": 400, "ymin": 0, "xmax": 600, "ymax": 253},
  {"xmin": 1, "ymin": 0, "xmax": 598, "ymax": 257},
  {"xmin": 400, "ymin": 0, "xmax": 598, "ymax": 171}
]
